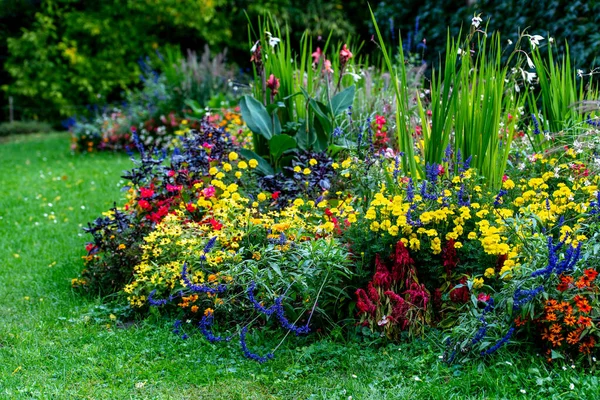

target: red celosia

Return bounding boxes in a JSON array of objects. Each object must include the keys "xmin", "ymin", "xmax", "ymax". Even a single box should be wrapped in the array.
[
  {"xmin": 384, "ymin": 290, "xmax": 410, "ymax": 330},
  {"xmin": 367, "ymin": 281, "xmax": 380, "ymax": 304},
  {"xmin": 404, "ymin": 282, "xmax": 429, "ymax": 309},
  {"xmin": 442, "ymin": 239, "xmax": 458, "ymax": 279},
  {"xmin": 373, "ymin": 254, "xmax": 392, "ymax": 289},
  {"xmin": 392, "ymin": 241, "xmax": 414, "ymax": 284},
  {"xmin": 450, "ymin": 277, "xmax": 469, "ymax": 303},
  {"xmin": 356, "ymin": 288, "xmax": 376, "ymax": 316}
]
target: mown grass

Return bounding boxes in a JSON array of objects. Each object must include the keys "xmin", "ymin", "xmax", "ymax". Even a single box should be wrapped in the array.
[{"xmin": 0, "ymin": 133, "xmax": 598, "ymax": 399}]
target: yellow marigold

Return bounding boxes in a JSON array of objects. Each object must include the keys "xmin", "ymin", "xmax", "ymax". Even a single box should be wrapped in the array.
[
  {"xmin": 309, "ymin": 158, "xmax": 318, "ymax": 166},
  {"xmin": 257, "ymin": 193, "xmax": 267, "ymax": 202},
  {"xmin": 222, "ymin": 163, "xmax": 232, "ymax": 172},
  {"xmin": 472, "ymin": 277, "xmax": 484, "ymax": 289},
  {"xmin": 293, "ymin": 198, "xmax": 305, "ymax": 207},
  {"xmin": 502, "ymin": 179, "xmax": 515, "ymax": 190},
  {"xmin": 484, "ymin": 268, "xmax": 495, "ymax": 278},
  {"xmin": 238, "ymin": 161, "xmax": 248, "ymax": 169},
  {"xmin": 370, "ymin": 221, "xmax": 380, "ymax": 232},
  {"xmin": 228, "ymin": 152, "xmax": 238, "ymax": 161},
  {"xmin": 249, "ymin": 159, "xmax": 258, "ymax": 168},
  {"xmin": 303, "ymin": 168, "xmax": 311, "ymax": 175}
]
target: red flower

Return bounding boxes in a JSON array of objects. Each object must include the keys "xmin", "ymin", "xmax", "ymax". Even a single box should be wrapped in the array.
[
  {"xmin": 140, "ymin": 187, "xmax": 154, "ymax": 199},
  {"xmin": 208, "ymin": 218, "xmax": 223, "ymax": 231},
  {"xmin": 272, "ymin": 191, "xmax": 281, "ymax": 200},
  {"xmin": 356, "ymin": 288, "xmax": 376, "ymax": 315},
  {"xmin": 392, "ymin": 241, "xmax": 414, "ymax": 284},
  {"xmin": 384, "ymin": 290, "xmax": 410, "ymax": 329},
  {"xmin": 186, "ymin": 203, "xmax": 197, "ymax": 213},
  {"xmin": 477, "ymin": 293, "xmax": 491, "ymax": 303},
  {"xmin": 85, "ymin": 243, "xmax": 96, "ymax": 252},
  {"xmin": 373, "ymin": 254, "xmax": 392, "ymax": 289},
  {"xmin": 442, "ymin": 239, "xmax": 458, "ymax": 279},
  {"xmin": 168, "ymin": 170, "xmax": 176, "ymax": 177},
  {"xmin": 367, "ymin": 282, "xmax": 380, "ymax": 304},
  {"xmin": 138, "ymin": 199, "xmax": 152, "ymax": 211},
  {"xmin": 450, "ymin": 277, "xmax": 469, "ymax": 303}
]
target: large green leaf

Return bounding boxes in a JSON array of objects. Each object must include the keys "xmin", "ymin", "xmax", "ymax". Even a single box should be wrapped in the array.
[
  {"xmin": 238, "ymin": 149, "xmax": 274, "ymax": 176},
  {"xmin": 239, "ymin": 95, "xmax": 273, "ymax": 140},
  {"xmin": 330, "ymin": 85, "xmax": 355, "ymax": 116},
  {"xmin": 269, "ymin": 134, "xmax": 297, "ymax": 161}
]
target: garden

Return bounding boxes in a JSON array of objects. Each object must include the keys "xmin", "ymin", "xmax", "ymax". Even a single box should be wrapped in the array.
[{"xmin": 2, "ymin": 1, "xmax": 600, "ymax": 398}]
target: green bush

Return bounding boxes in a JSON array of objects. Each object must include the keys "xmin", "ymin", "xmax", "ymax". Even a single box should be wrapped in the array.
[{"xmin": 0, "ymin": 120, "xmax": 52, "ymax": 136}]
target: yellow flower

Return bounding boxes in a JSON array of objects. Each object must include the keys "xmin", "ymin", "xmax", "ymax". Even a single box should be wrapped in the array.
[
  {"xmin": 209, "ymin": 167, "xmax": 218, "ymax": 175},
  {"xmin": 249, "ymin": 159, "xmax": 258, "ymax": 169},
  {"xmin": 472, "ymin": 277, "xmax": 484, "ymax": 289},
  {"xmin": 293, "ymin": 198, "xmax": 305, "ymax": 207},
  {"xmin": 484, "ymin": 268, "xmax": 495, "ymax": 278},
  {"xmin": 222, "ymin": 163, "xmax": 232, "ymax": 172},
  {"xmin": 238, "ymin": 161, "xmax": 248, "ymax": 169},
  {"xmin": 502, "ymin": 179, "xmax": 515, "ymax": 190},
  {"xmin": 257, "ymin": 193, "xmax": 267, "ymax": 202},
  {"xmin": 235, "ymin": 171, "xmax": 242, "ymax": 179},
  {"xmin": 303, "ymin": 168, "xmax": 311, "ymax": 175},
  {"xmin": 453, "ymin": 241, "xmax": 462, "ymax": 249},
  {"xmin": 294, "ymin": 166, "xmax": 302, "ymax": 173},
  {"xmin": 309, "ymin": 158, "xmax": 318, "ymax": 166},
  {"xmin": 332, "ymin": 162, "xmax": 339, "ymax": 169},
  {"xmin": 468, "ymin": 232, "xmax": 477, "ymax": 240},
  {"xmin": 118, "ymin": 244, "xmax": 126, "ymax": 250},
  {"xmin": 228, "ymin": 152, "xmax": 238, "ymax": 161},
  {"xmin": 341, "ymin": 158, "xmax": 352, "ymax": 168},
  {"xmin": 370, "ymin": 221, "xmax": 380, "ymax": 232}
]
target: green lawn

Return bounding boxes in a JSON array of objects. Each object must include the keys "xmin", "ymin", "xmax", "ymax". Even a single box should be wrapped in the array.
[{"xmin": 0, "ymin": 133, "xmax": 596, "ymax": 399}]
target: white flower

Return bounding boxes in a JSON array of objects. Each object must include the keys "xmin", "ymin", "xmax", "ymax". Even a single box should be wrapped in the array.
[
  {"xmin": 528, "ymin": 34, "xmax": 544, "ymax": 49},
  {"xmin": 472, "ymin": 14, "xmax": 483, "ymax": 28},
  {"xmin": 250, "ymin": 41, "xmax": 259, "ymax": 53},
  {"xmin": 549, "ymin": 37, "xmax": 554, "ymax": 44},
  {"xmin": 570, "ymin": 383, "xmax": 575, "ymax": 390},
  {"xmin": 520, "ymin": 389, "xmax": 526, "ymax": 394},
  {"xmin": 521, "ymin": 69, "xmax": 537, "ymax": 84},
  {"xmin": 526, "ymin": 55, "xmax": 535, "ymax": 69},
  {"xmin": 577, "ymin": 69, "xmax": 584, "ymax": 77},
  {"xmin": 507, "ymin": 39, "xmax": 513, "ymax": 45},
  {"xmin": 413, "ymin": 376, "xmax": 422, "ymax": 381},
  {"xmin": 378, "ymin": 315, "xmax": 389, "ymax": 326},
  {"xmin": 265, "ymin": 31, "xmax": 280, "ymax": 48}
]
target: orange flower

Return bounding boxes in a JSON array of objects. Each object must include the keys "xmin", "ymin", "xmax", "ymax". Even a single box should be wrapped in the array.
[
  {"xmin": 567, "ymin": 331, "xmax": 580, "ymax": 345},
  {"xmin": 550, "ymin": 323, "xmax": 562, "ymax": 334},
  {"xmin": 514, "ymin": 316, "xmax": 527, "ymax": 327},
  {"xmin": 579, "ymin": 337, "xmax": 596, "ymax": 354},
  {"xmin": 584, "ymin": 268, "xmax": 598, "ymax": 281},
  {"xmin": 575, "ymin": 276, "xmax": 589, "ymax": 289},
  {"xmin": 545, "ymin": 312, "xmax": 557, "ymax": 322},
  {"xmin": 564, "ymin": 314, "xmax": 577, "ymax": 326},
  {"xmin": 578, "ymin": 316, "xmax": 592, "ymax": 327},
  {"xmin": 549, "ymin": 333, "xmax": 564, "ymax": 347},
  {"xmin": 578, "ymin": 301, "xmax": 592, "ymax": 314},
  {"xmin": 191, "ymin": 305, "xmax": 199, "ymax": 313}
]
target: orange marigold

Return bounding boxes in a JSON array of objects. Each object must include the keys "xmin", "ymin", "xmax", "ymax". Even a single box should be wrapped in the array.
[{"xmin": 564, "ymin": 314, "xmax": 577, "ymax": 326}]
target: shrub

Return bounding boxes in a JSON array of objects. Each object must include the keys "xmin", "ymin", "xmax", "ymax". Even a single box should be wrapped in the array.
[{"xmin": 0, "ymin": 120, "xmax": 52, "ymax": 136}]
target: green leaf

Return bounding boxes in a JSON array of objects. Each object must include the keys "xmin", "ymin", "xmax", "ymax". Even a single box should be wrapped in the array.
[
  {"xmin": 238, "ymin": 149, "xmax": 274, "ymax": 176},
  {"xmin": 330, "ymin": 85, "xmax": 355, "ymax": 116},
  {"xmin": 239, "ymin": 95, "xmax": 273, "ymax": 140},
  {"xmin": 269, "ymin": 134, "xmax": 297, "ymax": 161}
]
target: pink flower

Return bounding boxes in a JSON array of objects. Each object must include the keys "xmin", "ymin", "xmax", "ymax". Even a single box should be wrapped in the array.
[
  {"xmin": 324, "ymin": 59, "xmax": 333, "ymax": 74},
  {"xmin": 267, "ymin": 74, "xmax": 280, "ymax": 96},
  {"xmin": 202, "ymin": 186, "xmax": 216, "ymax": 198},
  {"xmin": 340, "ymin": 44, "xmax": 353, "ymax": 64},
  {"xmin": 166, "ymin": 184, "xmax": 182, "ymax": 192},
  {"xmin": 312, "ymin": 47, "xmax": 323, "ymax": 64},
  {"xmin": 477, "ymin": 293, "xmax": 491, "ymax": 303},
  {"xmin": 140, "ymin": 187, "xmax": 154, "ymax": 199}
]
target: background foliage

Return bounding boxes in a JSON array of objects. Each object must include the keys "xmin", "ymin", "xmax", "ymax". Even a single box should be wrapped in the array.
[{"xmin": 1, "ymin": 0, "xmax": 599, "ymax": 122}]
